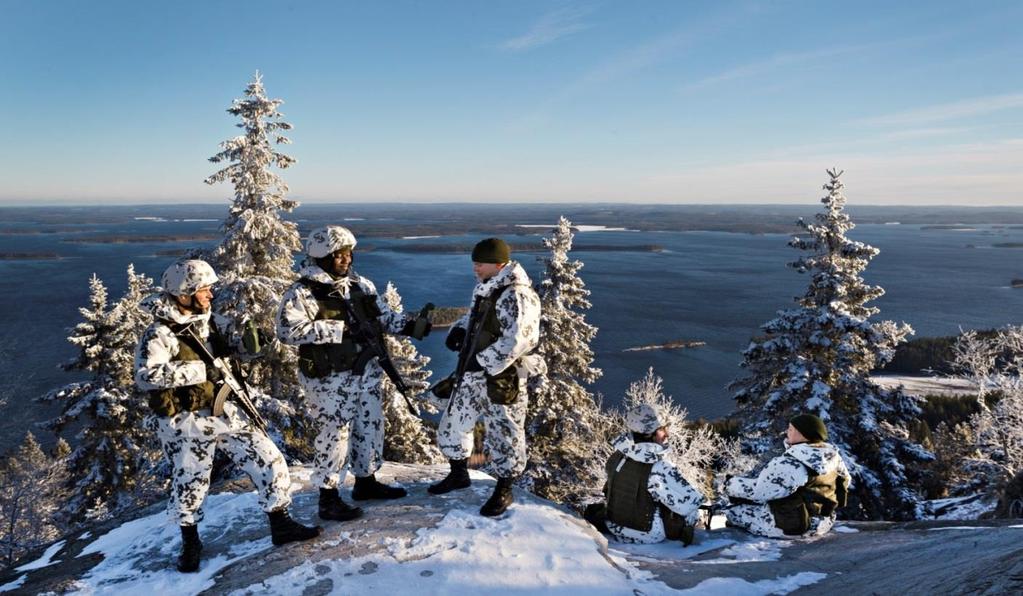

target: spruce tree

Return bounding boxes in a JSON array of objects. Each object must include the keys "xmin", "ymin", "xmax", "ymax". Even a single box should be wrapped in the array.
[
  {"xmin": 731, "ymin": 169, "xmax": 929, "ymax": 520},
  {"xmin": 379, "ymin": 283, "xmax": 443, "ymax": 464},
  {"xmin": 204, "ymin": 72, "xmax": 311, "ymax": 458},
  {"xmin": 522, "ymin": 217, "xmax": 606, "ymax": 505},
  {"xmin": 41, "ymin": 267, "xmax": 164, "ymax": 525}
]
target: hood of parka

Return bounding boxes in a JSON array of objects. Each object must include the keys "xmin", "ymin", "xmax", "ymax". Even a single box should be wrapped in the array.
[
  {"xmin": 611, "ymin": 433, "xmax": 668, "ymax": 465},
  {"xmin": 144, "ymin": 293, "xmax": 211, "ymax": 327},
  {"xmin": 785, "ymin": 441, "xmax": 846, "ymax": 476},
  {"xmin": 473, "ymin": 260, "xmax": 531, "ymax": 299}
]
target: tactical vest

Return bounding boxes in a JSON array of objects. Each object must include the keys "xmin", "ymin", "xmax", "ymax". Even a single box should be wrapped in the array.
[
  {"xmin": 768, "ymin": 455, "xmax": 844, "ymax": 536},
  {"xmin": 296, "ymin": 278, "xmax": 383, "ymax": 378},
  {"xmin": 604, "ymin": 451, "xmax": 692, "ymax": 544},
  {"xmin": 463, "ymin": 285, "xmax": 519, "ymax": 405},
  {"xmin": 147, "ymin": 319, "xmax": 230, "ymax": 417}
]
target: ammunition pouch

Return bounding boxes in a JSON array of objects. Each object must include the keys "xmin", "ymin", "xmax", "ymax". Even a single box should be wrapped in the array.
[
  {"xmin": 298, "ymin": 340, "xmax": 364, "ymax": 378},
  {"xmin": 768, "ymin": 494, "xmax": 812, "ymax": 536},
  {"xmin": 660, "ymin": 505, "xmax": 694, "ymax": 545},
  {"xmin": 429, "ymin": 375, "xmax": 455, "ymax": 400},
  {"xmin": 768, "ymin": 460, "xmax": 841, "ymax": 536},
  {"xmin": 148, "ymin": 381, "xmax": 216, "ymax": 417},
  {"xmin": 485, "ymin": 365, "xmax": 520, "ymax": 405}
]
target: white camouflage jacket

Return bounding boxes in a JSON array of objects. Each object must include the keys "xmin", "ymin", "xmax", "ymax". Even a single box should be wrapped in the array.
[
  {"xmin": 276, "ymin": 264, "xmax": 406, "ymax": 347},
  {"xmin": 725, "ymin": 441, "xmax": 852, "ymax": 504},
  {"xmin": 134, "ymin": 294, "xmax": 231, "ymax": 391},
  {"xmin": 452, "ymin": 261, "xmax": 541, "ymax": 376},
  {"xmin": 606, "ymin": 434, "xmax": 705, "ymax": 543}
]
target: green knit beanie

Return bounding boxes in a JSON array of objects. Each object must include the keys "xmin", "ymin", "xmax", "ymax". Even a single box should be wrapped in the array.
[
  {"xmin": 790, "ymin": 413, "xmax": 828, "ymax": 443},
  {"xmin": 471, "ymin": 238, "xmax": 511, "ymax": 264}
]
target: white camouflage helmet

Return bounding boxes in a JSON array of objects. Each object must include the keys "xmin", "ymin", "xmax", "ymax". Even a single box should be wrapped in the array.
[
  {"xmin": 306, "ymin": 226, "xmax": 357, "ymax": 258},
  {"xmin": 626, "ymin": 403, "xmax": 667, "ymax": 434},
  {"xmin": 161, "ymin": 259, "xmax": 219, "ymax": 297}
]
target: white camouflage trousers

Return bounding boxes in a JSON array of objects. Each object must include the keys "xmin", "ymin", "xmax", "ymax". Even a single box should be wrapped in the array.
[
  {"xmin": 302, "ymin": 359, "xmax": 386, "ymax": 489},
  {"xmin": 153, "ymin": 402, "xmax": 292, "ymax": 526},
  {"xmin": 436, "ymin": 371, "xmax": 528, "ymax": 477},
  {"xmin": 725, "ymin": 504, "xmax": 835, "ymax": 539}
]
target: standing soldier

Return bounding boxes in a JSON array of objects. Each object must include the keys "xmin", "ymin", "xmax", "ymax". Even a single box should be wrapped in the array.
[
  {"xmin": 136, "ymin": 260, "xmax": 320, "ymax": 573},
  {"xmin": 428, "ymin": 238, "xmax": 541, "ymax": 517},
  {"xmin": 723, "ymin": 413, "xmax": 852, "ymax": 538},
  {"xmin": 276, "ymin": 226, "xmax": 431, "ymax": 522}
]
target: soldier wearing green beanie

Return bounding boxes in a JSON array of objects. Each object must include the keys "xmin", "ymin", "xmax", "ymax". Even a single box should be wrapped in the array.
[
  {"xmin": 723, "ymin": 412, "xmax": 851, "ymax": 539},
  {"xmin": 428, "ymin": 237, "xmax": 543, "ymax": 518}
]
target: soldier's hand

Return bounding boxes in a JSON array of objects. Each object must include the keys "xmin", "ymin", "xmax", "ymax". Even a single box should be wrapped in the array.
[
  {"xmin": 205, "ymin": 363, "xmax": 224, "ymax": 384},
  {"xmin": 445, "ymin": 327, "xmax": 466, "ymax": 352}
]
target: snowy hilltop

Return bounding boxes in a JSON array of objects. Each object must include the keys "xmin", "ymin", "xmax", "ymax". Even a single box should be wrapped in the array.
[{"xmin": 4, "ymin": 462, "xmax": 1023, "ymax": 595}]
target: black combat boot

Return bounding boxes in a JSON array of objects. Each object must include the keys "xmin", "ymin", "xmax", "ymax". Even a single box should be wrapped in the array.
[
  {"xmin": 318, "ymin": 487, "xmax": 364, "ymax": 522},
  {"xmin": 352, "ymin": 474, "xmax": 408, "ymax": 501},
  {"xmin": 177, "ymin": 524, "xmax": 202, "ymax": 573},
  {"xmin": 480, "ymin": 477, "xmax": 515, "ymax": 517},
  {"xmin": 267, "ymin": 509, "xmax": 322, "ymax": 546},
  {"xmin": 427, "ymin": 458, "xmax": 471, "ymax": 495}
]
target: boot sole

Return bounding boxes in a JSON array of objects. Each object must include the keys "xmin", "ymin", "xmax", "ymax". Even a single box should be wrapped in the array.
[
  {"xmin": 351, "ymin": 490, "xmax": 408, "ymax": 501},
  {"xmin": 427, "ymin": 481, "xmax": 472, "ymax": 495},
  {"xmin": 318, "ymin": 509, "xmax": 364, "ymax": 522}
]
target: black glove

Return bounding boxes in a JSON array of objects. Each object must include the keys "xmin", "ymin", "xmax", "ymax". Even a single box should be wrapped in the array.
[
  {"xmin": 205, "ymin": 363, "xmax": 223, "ymax": 385},
  {"xmin": 400, "ymin": 317, "xmax": 433, "ymax": 340},
  {"xmin": 464, "ymin": 355, "xmax": 484, "ymax": 373},
  {"xmin": 445, "ymin": 327, "xmax": 466, "ymax": 352}
]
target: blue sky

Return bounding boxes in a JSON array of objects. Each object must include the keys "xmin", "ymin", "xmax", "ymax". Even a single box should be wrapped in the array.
[{"xmin": 2, "ymin": 0, "xmax": 1021, "ymax": 205}]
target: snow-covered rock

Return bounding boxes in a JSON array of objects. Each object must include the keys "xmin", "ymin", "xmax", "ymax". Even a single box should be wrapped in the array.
[{"xmin": 4, "ymin": 464, "xmax": 1022, "ymax": 595}]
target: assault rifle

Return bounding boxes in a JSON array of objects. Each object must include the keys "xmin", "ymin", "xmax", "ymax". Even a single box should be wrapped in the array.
[
  {"xmin": 341, "ymin": 293, "xmax": 433, "ymax": 415},
  {"xmin": 431, "ymin": 292, "xmax": 497, "ymax": 404},
  {"xmin": 182, "ymin": 324, "xmax": 269, "ymax": 433}
]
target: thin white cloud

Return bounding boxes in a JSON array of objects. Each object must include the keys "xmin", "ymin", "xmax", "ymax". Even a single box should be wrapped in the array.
[
  {"xmin": 856, "ymin": 92, "xmax": 1023, "ymax": 127},
  {"xmin": 499, "ymin": 7, "xmax": 591, "ymax": 52},
  {"xmin": 680, "ymin": 42, "xmax": 896, "ymax": 93}
]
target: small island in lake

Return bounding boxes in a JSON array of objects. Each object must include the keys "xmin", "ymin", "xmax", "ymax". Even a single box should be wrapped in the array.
[
  {"xmin": 623, "ymin": 340, "xmax": 706, "ymax": 352},
  {"xmin": 0, "ymin": 252, "xmax": 60, "ymax": 260}
]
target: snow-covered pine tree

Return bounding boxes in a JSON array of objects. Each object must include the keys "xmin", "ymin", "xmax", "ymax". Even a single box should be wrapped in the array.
[
  {"xmin": 204, "ymin": 72, "xmax": 311, "ymax": 458},
  {"xmin": 521, "ymin": 217, "xmax": 607, "ymax": 505},
  {"xmin": 41, "ymin": 267, "xmax": 165, "ymax": 526},
  {"xmin": 0, "ymin": 432, "xmax": 67, "ymax": 570},
  {"xmin": 378, "ymin": 283, "xmax": 443, "ymax": 464},
  {"xmin": 730, "ymin": 169, "xmax": 928, "ymax": 520},
  {"xmin": 952, "ymin": 326, "xmax": 1023, "ymax": 507}
]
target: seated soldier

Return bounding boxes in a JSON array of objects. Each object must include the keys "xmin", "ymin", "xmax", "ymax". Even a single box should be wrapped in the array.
[
  {"xmin": 724, "ymin": 413, "xmax": 852, "ymax": 539},
  {"xmin": 601, "ymin": 404, "xmax": 705, "ymax": 544}
]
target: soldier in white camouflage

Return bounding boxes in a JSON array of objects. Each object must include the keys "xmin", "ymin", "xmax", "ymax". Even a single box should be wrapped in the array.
[
  {"xmin": 428, "ymin": 238, "xmax": 542, "ymax": 517},
  {"xmin": 599, "ymin": 404, "xmax": 706, "ymax": 544},
  {"xmin": 135, "ymin": 260, "xmax": 320, "ymax": 573},
  {"xmin": 276, "ymin": 226, "xmax": 431, "ymax": 522},
  {"xmin": 724, "ymin": 413, "xmax": 852, "ymax": 538}
]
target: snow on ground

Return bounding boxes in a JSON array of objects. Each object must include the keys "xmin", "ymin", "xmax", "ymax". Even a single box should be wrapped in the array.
[
  {"xmin": 673, "ymin": 572, "xmax": 826, "ymax": 595},
  {"xmin": 872, "ymin": 375, "xmax": 977, "ymax": 397},
  {"xmin": 238, "ymin": 501, "xmax": 677, "ymax": 595},
  {"xmin": 926, "ymin": 494, "xmax": 998, "ymax": 520},
  {"xmin": 692, "ymin": 539, "xmax": 789, "ymax": 565},
  {"xmin": 69, "ymin": 491, "xmax": 274, "ymax": 594},
  {"xmin": 14, "ymin": 540, "xmax": 66, "ymax": 572},
  {"xmin": 832, "ymin": 524, "xmax": 859, "ymax": 534}
]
